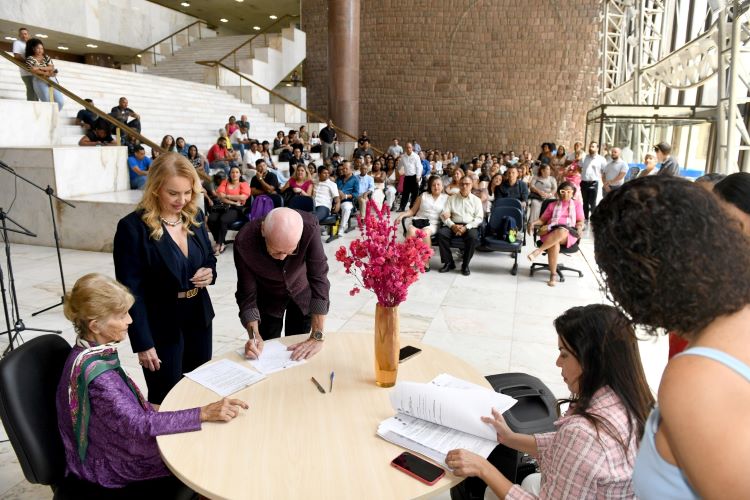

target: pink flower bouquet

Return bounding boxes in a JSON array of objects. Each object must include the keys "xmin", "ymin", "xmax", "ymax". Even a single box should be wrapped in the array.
[{"xmin": 335, "ymin": 199, "xmax": 432, "ymax": 307}]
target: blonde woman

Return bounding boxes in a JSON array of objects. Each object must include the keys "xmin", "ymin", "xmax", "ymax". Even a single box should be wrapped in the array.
[
  {"xmin": 56, "ymin": 273, "xmax": 247, "ymax": 491},
  {"xmin": 113, "ymin": 153, "xmax": 217, "ymax": 404}
]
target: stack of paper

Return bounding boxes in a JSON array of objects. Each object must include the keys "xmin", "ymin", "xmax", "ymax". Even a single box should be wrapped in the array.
[
  {"xmin": 235, "ymin": 339, "xmax": 306, "ymax": 375},
  {"xmin": 184, "ymin": 358, "xmax": 266, "ymax": 396},
  {"xmin": 377, "ymin": 374, "xmax": 516, "ymax": 468}
]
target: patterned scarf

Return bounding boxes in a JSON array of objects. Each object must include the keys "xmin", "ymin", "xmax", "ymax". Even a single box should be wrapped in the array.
[
  {"xmin": 68, "ymin": 337, "xmax": 148, "ymax": 462},
  {"xmin": 549, "ymin": 199, "xmax": 577, "ymax": 228}
]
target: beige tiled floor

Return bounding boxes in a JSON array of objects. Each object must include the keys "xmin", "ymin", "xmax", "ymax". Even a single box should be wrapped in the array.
[{"xmin": 0, "ymin": 223, "xmax": 668, "ymax": 498}]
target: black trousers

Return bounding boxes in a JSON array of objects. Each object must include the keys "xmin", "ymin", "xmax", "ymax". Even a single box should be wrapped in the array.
[
  {"xmin": 259, "ymin": 299, "xmax": 312, "ymax": 339},
  {"xmin": 143, "ymin": 299, "xmax": 212, "ymax": 404},
  {"xmin": 437, "ymin": 226, "xmax": 478, "ymax": 269},
  {"xmin": 207, "ymin": 206, "xmax": 243, "ymax": 244},
  {"xmin": 580, "ymin": 180, "xmax": 598, "ymax": 220},
  {"xmin": 399, "ymin": 175, "xmax": 419, "ymax": 210}
]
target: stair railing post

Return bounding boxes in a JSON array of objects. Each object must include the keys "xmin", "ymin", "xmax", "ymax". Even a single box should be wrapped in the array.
[
  {"xmin": 48, "ymin": 83, "xmax": 54, "ymax": 104},
  {"xmin": 153, "ymin": 46, "xmax": 157, "ymax": 66},
  {"xmin": 199, "ymin": 22, "xmax": 202, "ymax": 40},
  {"xmin": 171, "ymin": 36, "xmax": 174, "ymax": 56},
  {"xmin": 116, "ymin": 127, "xmax": 121, "ymax": 145},
  {"xmin": 233, "ymin": 52, "xmax": 237, "ymax": 71}
]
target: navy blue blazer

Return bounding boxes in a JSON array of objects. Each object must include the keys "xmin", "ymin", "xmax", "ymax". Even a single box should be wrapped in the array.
[{"xmin": 113, "ymin": 209, "xmax": 216, "ymax": 353}]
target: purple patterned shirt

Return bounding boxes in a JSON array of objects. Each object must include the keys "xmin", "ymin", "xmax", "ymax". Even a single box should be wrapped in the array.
[{"xmin": 56, "ymin": 346, "xmax": 201, "ymax": 488}]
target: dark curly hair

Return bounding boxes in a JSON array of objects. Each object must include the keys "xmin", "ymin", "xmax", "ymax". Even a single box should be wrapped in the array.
[{"xmin": 591, "ymin": 176, "xmax": 750, "ymax": 338}]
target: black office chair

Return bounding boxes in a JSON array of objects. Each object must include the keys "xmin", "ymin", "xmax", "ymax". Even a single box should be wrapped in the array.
[
  {"xmin": 482, "ymin": 206, "xmax": 525, "ymax": 275},
  {"xmin": 0, "ymin": 335, "xmax": 196, "ymax": 500},
  {"xmin": 529, "ymin": 198, "xmax": 584, "ymax": 282}
]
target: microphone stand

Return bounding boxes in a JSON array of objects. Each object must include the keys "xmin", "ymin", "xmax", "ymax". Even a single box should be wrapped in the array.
[
  {"xmin": 0, "ymin": 160, "xmax": 76, "ymax": 316},
  {"xmin": 0, "ymin": 209, "xmax": 61, "ymax": 355}
]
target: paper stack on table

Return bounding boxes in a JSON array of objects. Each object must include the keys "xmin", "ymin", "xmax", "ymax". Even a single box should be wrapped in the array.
[
  {"xmin": 184, "ymin": 358, "xmax": 266, "ymax": 397},
  {"xmin": 377, "ymin": 374, "xmax": 517, "ymax": 468},
  {"xmin": 235, "ymin": 339, "xmax": 306, "ymax": 375}
]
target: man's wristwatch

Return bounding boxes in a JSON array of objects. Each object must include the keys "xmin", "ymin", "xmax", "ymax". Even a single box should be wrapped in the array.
[{"xmin": 309, "ymin": 330, "xmax": 325, "ymax": 342}]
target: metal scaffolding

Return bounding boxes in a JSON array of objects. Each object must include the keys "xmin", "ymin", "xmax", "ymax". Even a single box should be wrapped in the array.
[{"xmin": 595, "ymin": 0, "xmax": 750, "ymax": 173}]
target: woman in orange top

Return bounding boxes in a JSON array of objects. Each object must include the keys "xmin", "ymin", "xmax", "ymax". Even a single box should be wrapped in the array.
[{"xmin": 207, "ymin": 165, "xmax": 250, "ymax": 255}]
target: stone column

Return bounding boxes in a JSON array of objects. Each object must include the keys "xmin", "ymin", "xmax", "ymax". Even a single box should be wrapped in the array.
[{"xmin": 328, "ymin": 0, "xmax": 360, "ymax": 137}]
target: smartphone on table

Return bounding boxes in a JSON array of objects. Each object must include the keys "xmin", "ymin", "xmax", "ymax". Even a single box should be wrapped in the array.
[
  {"xmin": 399, "ymin": 345, "xmax": 422, "ymax": 363},
  {"xmin": 391, "ymin": 452, "xmax": 445, "ymax": 485}
]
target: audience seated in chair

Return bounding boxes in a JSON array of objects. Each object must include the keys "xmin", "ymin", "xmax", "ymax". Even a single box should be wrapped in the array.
[
  {"xmin": 396, "ymin": 176, "xmax": 448, "ymax": 271},
  {"xmin": 250, "ymin": 159, "xmax": 280, "ymax": 199},
  {"xmin": 527, "ymin": 164, "xmax": 558, "ymax": 223},
  {"xmin": 78, "ymin": 118, "xmax": 117, "ymax": 147},
  {"xmin": 314, "ymin": 165, "xmax": 340, "ymax": 223},
  {"xmin": 56, "ymin": 273, "xmax": 247, "ymax": 492},
  {"xmin": 447, "ymin": 304, "xmax": 653, "ymax": 500},
  {"xmin": 281, "ymin": 164, "xmax": 314, "ymax": 206},
  {"xmin": 335, "ymin": 161, "xmax": 359, "ymax": 233},
  {"xmin": 494, "ymin": 165, "xmax": 529, "ymax": 209},
  {"xmin": 355, "ymin": 160, "xmax": 375, "ymax": 215},
  {"xmin": 438, "ymin": 177, "xmax": 484, "ymax": 276},
  {"xmin": 175, "ymin": 137, "xmax": 190, "ymax": 157},
  {"xmin": 127, "ymin": 145, "xmax": 151, "ymax": 190},
  {"xmin": 208, "ymin": 165, "xmax": 250, "ymax": 255},
  {"xmin": 527, "ymin": 182, "xmax": 584, "ymax": 287},
  {"xmin": 187, "ymin": 145, "xmax": 209, "ymax": 174}
]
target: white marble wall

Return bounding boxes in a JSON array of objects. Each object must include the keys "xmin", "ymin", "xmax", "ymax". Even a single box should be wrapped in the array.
[
  {"xmin": 53, "ymin": 146, "xmax": 129, "ymax": 198},
  {"xmin": 0, "ymin": 0, "xmax": 197, "ymax": 50},
  {"xmin": 0, "ymin": 146, "xmax": 134, "ymax": 250},
  {"xmin": 0, "ymin": 101, "xmax": 59, "ymax": 147}
]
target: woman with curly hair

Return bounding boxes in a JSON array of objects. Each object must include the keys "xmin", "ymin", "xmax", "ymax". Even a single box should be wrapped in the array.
[
  {"xmin": 114, "ymin": 153, "xmax": 217, "ymax": 404},
  {"xmin": 447, "ymin": 304, "xmax": 653, "ymax": 499},
  {"xmin": 591, "ymin": 176, "xmax": 750, "ymax": 499}
]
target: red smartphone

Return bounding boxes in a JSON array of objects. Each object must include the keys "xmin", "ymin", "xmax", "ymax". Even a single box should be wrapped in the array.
[{"xmin": 391, "ymin": 452, "xmax": 445, "ymax": 485}]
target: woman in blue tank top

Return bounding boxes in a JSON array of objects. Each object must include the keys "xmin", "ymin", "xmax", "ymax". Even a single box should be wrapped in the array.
[{"xmin": 591, "ymin": 176, "xmax": 750, "ymax": 499}]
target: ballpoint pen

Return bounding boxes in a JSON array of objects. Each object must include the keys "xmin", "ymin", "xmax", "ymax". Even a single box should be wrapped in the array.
[
  {"xmin": 311, "ymin": 376, "xmax": 326, "ymax": 394},
  {"xmin": 329, "ymin": 371, "xmax": 335, "ymax": 393}
]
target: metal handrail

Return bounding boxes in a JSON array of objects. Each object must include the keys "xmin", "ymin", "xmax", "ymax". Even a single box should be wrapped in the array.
[
  {"xmin": 135, "ymin": 20, "xmax": 210, "ymax": 66},
  {"xmin": 217, "ymin": 14, "xmax": 300, "ymax": 71},
  {"xmin": 196, "ymin": 60, "xmax": 383, "ymax": 156},
  {"xmin": 0, "ymin": 50, "xmax": 163, "ymax": 153}
]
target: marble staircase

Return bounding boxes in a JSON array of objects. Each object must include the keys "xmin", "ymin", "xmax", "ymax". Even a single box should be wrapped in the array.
[{"xmin": 144, "ymin": 23, "xmax": 305, "ymax": 94}]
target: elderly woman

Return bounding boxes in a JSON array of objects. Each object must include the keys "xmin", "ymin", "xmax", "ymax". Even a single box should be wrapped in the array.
[
  {"xmin": 57, "ymin": 273, "xmax": 247, "ymax": 490},
  {"xmin": 448, "ymin": 304, "xmax": 653, "ymax": 499},
  {"xmin": 591, "ymin": 176, "xmax": 750, "ymax": 499},
  {"xmin": 528, "ymin": 164, "xmax": 558, "ymax": 223},
  {"xmin": 114, "ymin": 153, "xmax": 217, "ymax": 404},
  {"xmin": 395, "ymin": 175, "xmax": 448, "ymax": 270},
  {"xmin": 527, "ymin": 181, "xmax": 584, "ymax": 286}
]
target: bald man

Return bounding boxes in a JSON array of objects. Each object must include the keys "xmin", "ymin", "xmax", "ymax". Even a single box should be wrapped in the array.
[{"xmin": 234, "ymin": 208, "xmax": 331, "ymax": 361}]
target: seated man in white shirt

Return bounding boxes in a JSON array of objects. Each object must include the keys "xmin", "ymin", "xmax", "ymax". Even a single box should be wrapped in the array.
[
  {"xmin": 230, "ymin": 123, "xmax": 252, "ymax": 166},
  {"xmin": 243, "ymin": 141, "xmax": 263, "ymax": 179},
  {"xmin": 314, "ymin": 165, "xmax": 340, "ymax": 223},
  {"xmin": 438, "ymin": 177, "xmax": 484, "ymax": 276}
]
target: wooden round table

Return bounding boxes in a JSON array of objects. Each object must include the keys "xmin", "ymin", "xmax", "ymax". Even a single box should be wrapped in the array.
[{"xmin": 157, "ymin": 332, "xmax": 492, "ymax": 499}]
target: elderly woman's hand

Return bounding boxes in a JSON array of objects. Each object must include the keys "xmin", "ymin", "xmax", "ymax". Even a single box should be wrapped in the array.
[
  {"xmin": 200, "ymin": 398, "xmax": 249, "ymax": 422},
  {"xmin": 446, "ymin": 449, "xmax": 491, "ymax": 479}
]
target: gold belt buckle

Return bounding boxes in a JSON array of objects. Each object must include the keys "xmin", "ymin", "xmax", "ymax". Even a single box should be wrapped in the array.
[{"xmin": 186, "ymin": 288, "xmax": 198, "ymax": 299}]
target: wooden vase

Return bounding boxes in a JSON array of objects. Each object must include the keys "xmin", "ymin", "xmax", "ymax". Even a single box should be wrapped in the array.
[{"xmin": 374, "ymin": 304, "xmax": 400, "ymax": 387}]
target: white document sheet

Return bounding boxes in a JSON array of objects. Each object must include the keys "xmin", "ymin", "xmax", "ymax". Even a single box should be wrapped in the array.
[
  {"xmin": 235, "ymin": 339, "xmax": 306, "ymax": 375},
  {"xmin": 389, "ymin": 378, "xmax": 516, "ymax": 441},
  {"xmin": 184, "ymin": 358, "xmax": 266, "ymax": 396},
  {"xmin": 377, "ymin": 414, "xmax": 498, "ymax": 468}
]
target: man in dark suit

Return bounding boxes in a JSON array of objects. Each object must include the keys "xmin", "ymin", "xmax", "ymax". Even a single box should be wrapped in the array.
[
  {"xmin": 655, "ymin": 142, "xmax": 679, "ymax": 176},
  {"xmin": 234, "ymin": 208, "xmax": 330, "ymax": 361}
]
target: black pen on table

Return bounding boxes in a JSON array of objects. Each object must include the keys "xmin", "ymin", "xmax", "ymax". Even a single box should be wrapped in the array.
[
  {"xmin": 311, "ymin": 376, "xmax": 326, "ymax": 394},
  {"xmin": 329, "ymin": 371, "xmax": 335, "ymax": 393}
]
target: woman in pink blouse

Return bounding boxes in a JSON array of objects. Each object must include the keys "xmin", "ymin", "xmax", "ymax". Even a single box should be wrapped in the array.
[
  {"xmin": 447, "ymin": 304, "xmax": 654, "ymax": 499},
  {"xmin": 527, "ymin": 182, "xmax": 585, "ymax": 286},
  {"xmin": 207, "ymin": 165, "xmax": 250, "ymax": 254},
  {"xmin": 281, "ymin": 164, "xmax": 314, "ymax": 204}
]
